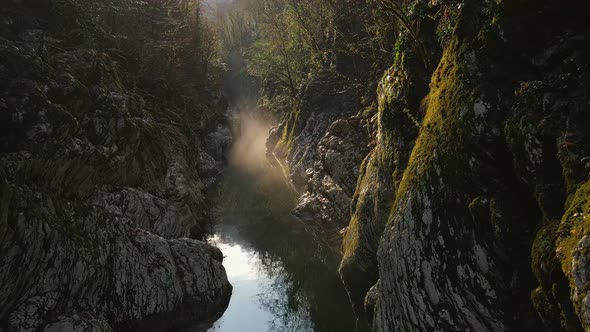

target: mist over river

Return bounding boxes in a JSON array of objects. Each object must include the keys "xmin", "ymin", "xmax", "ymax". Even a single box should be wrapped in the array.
[{"xmin": 200, "ymin": 111, "xmax": 358, "ymax": 332}]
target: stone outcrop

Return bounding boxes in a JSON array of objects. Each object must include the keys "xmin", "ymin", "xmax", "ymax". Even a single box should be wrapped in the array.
[
  {"xmin": 0, "ymin": 8, "xmax": 232, "ymax": 331},
  {"xmin": 0, "ymin": 183, "xmax": 231, "ymax": 331},
  {"xmin": 340, "ymin": 31, "xmax": 433, "ymax": 316},
  {"xmin": 291, "ymin": 113, "xmax": 373, "ymax": 249},
  {"xmin": 267, "ymin": 72, "xmax": 369, "ymax": 249}
]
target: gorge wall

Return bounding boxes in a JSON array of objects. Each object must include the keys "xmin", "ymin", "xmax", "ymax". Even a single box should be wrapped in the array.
[
  {"xmin": 0, "ymin": 1, "xmax": 232, "ymax": 330},
  {"xmin": 266, "ymin": 0, "xmax": 590, "ymax": 331}
]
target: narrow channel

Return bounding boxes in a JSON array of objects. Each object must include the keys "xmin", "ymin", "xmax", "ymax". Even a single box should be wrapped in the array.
[{"xmin": 204, "ymin": 111, "xmax": 356, "ymax": 332}]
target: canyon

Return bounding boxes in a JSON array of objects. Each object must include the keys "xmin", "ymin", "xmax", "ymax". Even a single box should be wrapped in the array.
[{"xmin": 1, "ymin": 0, "xmax": 590, "ymax": 331}]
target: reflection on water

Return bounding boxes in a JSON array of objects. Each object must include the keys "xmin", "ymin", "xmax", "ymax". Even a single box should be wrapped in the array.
[
  {"xmin": 204, "ymin": 166, "xmax": 357, "ymax": 332},
  {"xmin": 207, "ymin": 229, "xmax": 314, "ymax": 332},
  {"xmin": 199, "ymin": 110, "xmax": 358, "ymax": 332}
]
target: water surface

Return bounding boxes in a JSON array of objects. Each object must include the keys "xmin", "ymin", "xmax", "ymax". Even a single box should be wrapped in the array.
[
  {"xmin": 204, "ymin": 127, "xmax": 357, "ymax": 332},
  {"xmin": 190, "ymin": 111, "xmax": 359, "ymax": 332}
]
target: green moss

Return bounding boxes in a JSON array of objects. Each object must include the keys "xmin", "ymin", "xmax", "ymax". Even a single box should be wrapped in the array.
[
  {"xmin": 393, "ymin": 37, "xmax": 466, "ymax": 206},
  {"xmin": 343, "ymin": 154, "xmax": 372, "ymax": 259},
  {"xmin": 343, "ymin": 213, "xmax": 361, "ymax": 260},
  {"xmin": 561, "ymin": 152, "xmax": 587, "ymax": 199},
  {"xmin": 270, "ymin": 106, "xmax": 302, "ymax": 184},
  {"xmin": 531, "ymin": 222, "xmax": 560, "ymax": 288},
  {"xmin": 549, "ymin": 180, "xmax": 590, "ymax": 329},
  {"xmin": 557, "ymin": 180, "xmax": 590, "ymax": 277},
  {"xmin": 393, "ymin": 38, "xmax": 404, "ymax": 66},
  {"xmin": 275, "ymin": 107, "xmax": 300, "ymax": 160}
]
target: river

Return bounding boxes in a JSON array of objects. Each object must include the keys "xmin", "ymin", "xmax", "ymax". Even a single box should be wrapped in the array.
[{"xmin": 202, "ymin": 112, "xmax": 358, "ymax": 332}]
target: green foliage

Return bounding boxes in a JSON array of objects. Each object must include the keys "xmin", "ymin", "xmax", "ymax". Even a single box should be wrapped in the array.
[
  {"xmin": 209, "ymin": 2, "xmax": 257, "ymax": 105},
  {"xmin": 206, "ymin": 0, "xmax": 325, "ymax": 105},
  {"xmin": 376, "ymin": 0, "xmax": 432, "ymax": 70},
  {"xmin": 52, "ymin": 0, "xmax": 219, "ymax": 96},
  {"xmin": 208, "ymin": 0, "xmax": 400, "ymax": 107},
  {"xmin": 246, "ymin": 10, "xmax": 311, "ymax": 96}
]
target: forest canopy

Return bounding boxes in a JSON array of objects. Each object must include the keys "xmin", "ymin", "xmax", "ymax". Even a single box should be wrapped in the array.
[
  {"xmin": 50, "ymin": 0, "xmax": 217, "ymax": 90},
  {"xmin": 205, "ymin": 0, "xmax": 399, "ymax": 109}
]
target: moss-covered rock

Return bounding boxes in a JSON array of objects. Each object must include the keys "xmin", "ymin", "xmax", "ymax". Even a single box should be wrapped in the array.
[
  {"xmin": 339, "ymin": 33, "xmax": 433, "ymax": 318},
  {"xmin": 353, "ymin": 0, "xmax": 590, "ymax": 330},
  {"xmin": 557, "ymin": 182, "xmax": 590, "ymax": 329}
]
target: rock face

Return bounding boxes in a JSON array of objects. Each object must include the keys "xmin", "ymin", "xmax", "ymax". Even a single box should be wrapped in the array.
[
  {"xmin": 267, "ymin": 72, "xmax": 370, "ymax": 249},
  {"xmin": 1, "ymin": 184, "xmax": 231, "ymax": 331},
  {"xmin": 291, "ymin": 113, "xmax": 373, "ymax": 249},
  {"xmin": 351, "ymin": 1, "xmax": 590, "ymax": 331},
  {"xmin": 270, "ymin": 0, "xmax": 590, "ymax": 331},
  {"xmin": 340, "ymin": 32, "xmax": 433, "ymax": 316},
  {"xmin": 0, "ymin": 8, "xmax": 231, "ymax": 332}
]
